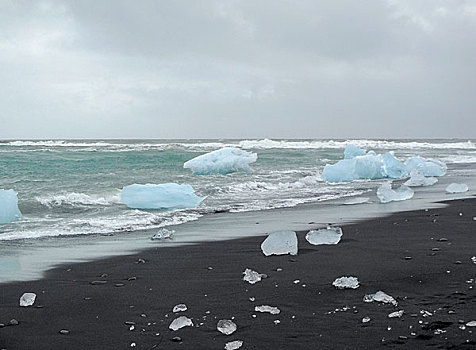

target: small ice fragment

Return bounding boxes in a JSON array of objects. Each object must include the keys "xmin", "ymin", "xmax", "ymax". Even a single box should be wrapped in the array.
[
  {"xmin": 472, "ymin": 256, "xmax": 476, "ymax": 264},
  {"xmin": 388, "ymin": 310, "xmax": 404, "ymax": 318},
  {"xmin": 343, "ymin": 197, "xmax": 370, "ymax": 205},
  {"xmin": 420, "ymin": 310, "xmax": 432, "ymax": 317},
  {"xmin": 332, "ymin": 276, "xmax": 359, "ymax": 289},
  {"xmin": 184, "ymin": 147, "xmax": 257, "ymax": 175},
  {"xmin": 261, "ymin": 231, "xmax": 298, "ymax": 256},
  {"xmin": 217, "ymin": 319, "xmax": 237, "ymax": 335},
  {"xmin": 404, "ymin": 169, "xmax": 438, "ymax": 187},
  {"xmin": 293, "ymin": 279, "xmax": 300, "ymax": 284},
  {"xmin": 274, "ymin": 320, "xmax": 280, "ymax": 325},
  {"xmin": 151, "ymin": 228, "xmax": 175, "ymax": 240},
  {"xmin": 0, "ymin": 189, "xmax": 23, "ymax": 224},
  {"xmin": 243, "ymin": 268, "xmax": 264, "ymax": 284},
  {"xmin": 363, "ymin": 291, "xmax": 398, "ymax": 306},
  {"xmin": 466, "ymin": 321, "xmax": 476, "ymax": 327},
  {"xmin": 255, "ymin": 305, "xmax": 280, "ymax": 314},
  {"xmin": 169, "ymin": 316, "xmax": 193, "ymax": 331},
  {"xmin": 377, "ymin": 182, "xmax": 414, "ymax": 203},
  {"xmin": 306, "ymin": 226, "xmax": 343, "ymax": 245},
  {"xmin": 445, "ymin": 183, "xmax": 469, "ymax": 193},
  {"xmin": 172, "ymin": 304, "xmax": 187, "ymax": 313},
  {"xmin": 224, "ymin": 340, "xmax": 243, "ymax": 350},
  {"xmin": 362, "ymin": 317, "xmax": 371, "ymax": 323},
  {"xmin": 19, "ymin": 293, "xmax": 36, "ymax": 307}
]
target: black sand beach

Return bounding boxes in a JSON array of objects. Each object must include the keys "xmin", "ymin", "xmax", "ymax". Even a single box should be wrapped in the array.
[{"xmin": 1, "ymin": 199, "xmax": 475, "ymax": 349}]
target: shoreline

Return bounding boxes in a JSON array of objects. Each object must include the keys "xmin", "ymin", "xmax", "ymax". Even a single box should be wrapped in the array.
[{"xmin": 1, "ymin": 198, "xmax": 475, "ymax": 349}]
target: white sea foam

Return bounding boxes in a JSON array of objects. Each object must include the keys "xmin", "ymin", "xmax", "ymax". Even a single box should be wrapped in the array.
[{"xmin": 36, "ymin": 192, "xmax": 121, "ymax": 207}]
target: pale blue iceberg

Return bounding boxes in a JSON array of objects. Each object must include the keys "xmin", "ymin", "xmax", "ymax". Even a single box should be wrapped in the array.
[
  {"xmin": 121, "ymin": 183, "xmax": 204, "ymax": 209},
  {"xmin": 322, "ymin": 154, "xmax": 386, "ymax": 182},
  {"xmin": 0, "ymin": 189, "xmax": 22, "ymax": 224},
  {"xmin": 377, "ymin": 182, "xmax": 414, "ymax": 203},
  {"xmin": 405, "ymin": 157, "xmax": 447, "ymax": 177},
  {"xmin": 344, "ymin": 144, "xmax": 366, "ymax": 159},
  {"xmin": 183, "ymin": 147, "xmax": 257, "ymax": 175},
  {"xmin": 382, "ymin": 152, "xmax": 408, "ymax": 179}
]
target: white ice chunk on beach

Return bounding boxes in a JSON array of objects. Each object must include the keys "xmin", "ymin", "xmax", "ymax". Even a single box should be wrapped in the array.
[
  {"xmin": 225, "ymin": 340, "xmax": 243, "ymax": 350},
  {"xmin": 183, "ymin": 147, "xmax": 257, "ymax": 175},
  {"xmin": 377, "ymin": 182, "xmax": 414, "ymax": 204},
  {"xmin": 445, "ymin": 183, "xmax": 469, "ymax": 193},
  {"xmin": 261, "ymin": 231, "xmax": 298, "ymax": 256},
  {"xmin": 255, "ymin": 305, "xmax": 281, "ymax": 314},
  {"xmin": 388, "ymin": 310, "xmax": 404, "ymax": 318},
  {"xmin": 363, "ymin": 291, "xmax": 398, "ymax": 306},
  {"xmin": 121, "ymin": 183, "xmax": 204, "ymax": 209},
  {"xmin": 344, "ymin": 144, "xmax": 366, "ymax": 159},
  {"xmin": 305, "ymin": 227, "xmax": 343, "ymax": 245},
  {"xmin": 169, "ymin": 316, "xmax": 193, "ymax": 331},
  {"xmin": 243, "ymin": 268, "xmax": 264, "ymax": 284},
  {"xmin": 405, "ymin": 157, "xmax": 447, "ymax": 177},
  {"xmin": 19, "ymin": 292, "xmax": 36, "ymax": 307},
  {"xmin": 332, "ymin": 276, "xmax": 359, "ymax": 289},
  {"xmin": 151, "ymin": 228, "xmax": 175, "ymax": 240},
  {"xmin": 217, "ymin": 319, "xmax": 237, "ymax": 335},
  {"xmin": 404, "ymin": 169, "xmax": 438, "ymax": 187},
  {"xmin": 172, "ymin": 304, "xmax": 188, "ymax": 313},
  {"xmin": 0, "ymin": 189, "xmax": 22, "ymax": 224}
]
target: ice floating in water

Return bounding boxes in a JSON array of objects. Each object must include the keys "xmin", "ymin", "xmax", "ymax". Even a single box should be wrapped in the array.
[
  {"xmin": 169, "ymin": 316, "xmax": 193, "ymax": 331},
  {"xmin": 184, "ymin": 147, "xmax": 257, "ymax": 175},
  {"xmin": 0, "ymin": 189, "xmax": 22, "ymax": 224},
  {"xmin": 405, "ymin": 157, "xmax": 447, "ymax": 177},
  {"xmin": 388, "ymin": 310, "xmax": 404, "ymax": 318},
  {"xmin": 261, "ymin": 231, "xmax": 298, "ymax": 256},
  {"xmin": 445, "ymin": 183, "xmax": 469, "ymax": 193},
  {"xmin": 151, "ymin": 228, "xmax": 175, "ymax": 240},
  {"xmin": 343, "ymin": 197, "xmax": 370, "ymax": 205},
  {"xmin": 305, "ymin": 227, "xmax": 343, "ymax": 245},
  {"xmin": 344, "ymin": 144, "xmax": 366, "ymax": 159},
  {"xmin": 121, "ymin": 183, "xmax": 204, "ymax": 209},
  {"xmin": 225, "ymin": 340, "xmax": 243, "ymax": 350},
  {"xmin": 377, "ymin": 182, "xmax": 414, "ymax": 203},
  {"xmin": 404, "ymin": 169, "xmax": 438, "ymax": 187},
  {"xmin": 332, "ymin": 276, "xmax": 359, "ymax": 289},
  {"xmin": 19, "ymin": 293, "xmax": 36, "ymax": 307},
  {"xmin": 217, "ymin": 319, "xmax": 237, "ymax": 335},
  {"xmin": 363, "ymin": 291, "xmax": 398, "ymax": 306},
  {"xmin": 172, "ymin": 304, "xmax": 188, "ymax": 313},
  {"xmin": 255, "ymin": 305, "xmax": 280, "ymax": 314},
  {"xmin": 243, "ymin": 268, "xmax": 264, "ymax": 284}
]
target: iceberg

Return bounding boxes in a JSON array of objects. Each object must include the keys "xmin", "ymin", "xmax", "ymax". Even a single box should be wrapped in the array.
[
  {"xmin": 344, "ymin": 144, "xmax": 366, "ymax": 159},
  {"xmin": 217, "ymin": 319, "xmax": 237, "ymax": 335},
  {"xmin": 382, "ymin": 152, "xmax": 408, "ymax": 179},
  {"xmin": 405, "ymin": 157, "xmax": 447, "ymax": 177},
  {"xmin": 404, "ymin": 169, "xmax": 438, "ymax": 187},
  {"xmin": 305, "ymin": 227, "xmax": 342, "ymax": 245},
  {"xmin": 0, "ymin": 189, "xmax": 22, "ymax": 224},
  {"xmin": 446, "ymin": 183, "xmax": 469, "ymax": 193},
  {"xmin": 322, "ymin": 154, "xmax": 386, "ymax": 182},
  {"xmin": 261, "ymin": 231, "xmax": 298, "ymax": 256},
  {"xmin": 121, "ymin": 183, "xmax": 204, "ymax": 210},
  {"xmin": 377, "ymin": 182, "xmax": 414, "ymax": 203},
  {"xmin": 332, "ymin": 276, "xmax": 359, "ymax": 289},
  {"xmin": 184, "ymin": 147, "xmax": 257, "ymax": 175}
]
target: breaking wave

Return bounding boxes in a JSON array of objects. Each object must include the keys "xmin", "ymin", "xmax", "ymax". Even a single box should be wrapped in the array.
[{"xmin": 36, "ymin": 192, "xmax": 121, "ymax": 208}]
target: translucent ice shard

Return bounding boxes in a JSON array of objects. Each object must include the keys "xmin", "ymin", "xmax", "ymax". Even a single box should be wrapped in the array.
[
  {"xmin": 332, "ymin": 276, "xmax": 359, "ymax": 289},
  {"xmin": 172, "ymin": 304, "xmax": 188, "ymax": 313},
  {"xmin": 344, "ymin": 144, "xmax": 366, "ymax": 159},
  {"xmin": 0, "ymin": 189, "xmax": 22, "ymax": 224},
  {"xmin": 19, "ymin": 292, "xmax": 36, "ymax": 307},
  {"xmin": 363, "ymin": 291, "xmax": 398, "ymax": 306},
  {"xmin": 261, "ymin": 231, "xmax": 298, "ymax": 256},
  {"xmin": 217, "ymin": 319, "xmax": 237, "ymax": 335},
  {"xmin": 255, "ymin": 305, "xmax": 281, "ymax": 314},
  {"xmin": 377, "ymin": 182, "xmax": 414, "ymax": 203},
  {"xmin": 382, "ymin": 152, "xmax": 408, "ymax": 179},
  {"xmin": 445, "ymin": 183, "xmax": 469, "ymax": 193},
  {"xmin": 169, "ymin": 316, "xmax": 193, "ymax": 331},
  {"xmin": 404, "ymin": 169, "xmax": 438, "ymax": 187},
  {"xmin": 243, "ymin": 268, "xmax": 264, "ymax": 284},
  {"xmin": 405, "ymin": 157, "xmax": 447, "ymax": 177},
  {"xmin": 306, "ymin": 226, "xmax": 343, "ymax": 245},
  {"xmin": 151, "ymin": 228, "xmax": 175, "ymax": 240},
  {"xmin": 466, "ymin": 321, "xmax": 476, "ymax": 327},
  {"xmin": 388, "ymin": 310, "xmax": 404, "ymax": 318},
  {"xmin": 225, "ymin": 340, "xmax": 243, "ymax": 350},
  {"xmin": 184, "ymin": 147, "xmax": 257, "ymax": 175}
]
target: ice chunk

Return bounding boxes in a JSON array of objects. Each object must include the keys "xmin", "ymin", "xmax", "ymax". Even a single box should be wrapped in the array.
[
  {"xmin": 466, "ymin": 321, "xmax": 476, "ymax": 327},
  {"xmin": 19, "ymin": 292, "xmax": 36, "ymax": 307},
  {"xmin": 261, "ymin": 231, "xmax": 298, "ymax": 256},
  {"xmin": 306, "ymin": 226, "xmax": 343, "ymax": 245},
  {"xmin": 445, "ymin": 183, "xmax": 469, "ymax": 193},
  {"xmin": 225, "ymin": 340, "xmax": 243, "ymax": 350},
  {"xmin": 377, "ymin": 182, "xmax": 414, "ymax": 203},
  {"xmin": 343, "ymin": 197, "xmax": 370, "ymax": 205},
  {"xmin": 121, "ymin": 183, "xmax": 204, "ymax": 209},
  {"xmin": 382, "ymin": 152, "xmax": 408, "ymax": 179},
  {"xmin": 172, "ymin": 304, "xmax": 187, "ymax": 313},
  {"xmin": 332, "ymin": 276, "xmax": 359, "ymax": 289},
  {"xmin": 322, "ymin": 154, "xmax": 386, "ymax": 182},
  {"xmin": 404, "ymin": 169, "xmax": 438, "ymax": 187},
  {"xmin": 255, "ymin": 305, "xmax": 280, "ymax": 314},
  {"xmin": 151, "ymin": 228, "xmax": 175, "ymax": 240},
  {"xmin": 184, "ymin": 147, "xmax": 257, "ymax": 175},
  {"xmin": 362, "ymin": 317, "xmax": 371, "ymax": 323},
  {"xmin": 388, "ymin": 310, "xmax": 404, "ymax": 318},
  {"xmin": 363, "ymin": 291, "xmax": 398, "ymax": 306},
  {"xmin": 169, "ymin": 316, "xmax": 193, "ymax": 331},
  {"xmin": 405, "ymin": 157, "xmax": 447, "ymax": 177},
  {"xmin": 344, "ymin": 144, "xmax": 366, "ymax": 159},
  {"xmin": 243, "ymin": 268, "xmax": 264, "ymax": 284},
  {"xmin": 0, "ymin": 189, "xmax": 22, "ymax": 224},
  {"xmin": 217, "ymin": 319, "xmax": 237, "ymax": 335}
]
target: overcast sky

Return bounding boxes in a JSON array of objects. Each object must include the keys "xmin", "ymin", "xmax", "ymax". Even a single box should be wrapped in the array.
[{"xmin": 1, "ymin": 0, "xmax": 475, "ymax": 139}]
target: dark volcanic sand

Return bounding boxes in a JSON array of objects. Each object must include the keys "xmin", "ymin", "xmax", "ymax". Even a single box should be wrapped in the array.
[{"xmin": 1, "ymin": 199, "xmax": 475, "ymax": 349}]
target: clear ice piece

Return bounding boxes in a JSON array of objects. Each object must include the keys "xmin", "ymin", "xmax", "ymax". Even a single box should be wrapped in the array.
[
  {"xmin": 255, "ymin": 305, "xmax": 280, "ymax": 314},
  {"xmin": 405, "ymin": 157, "xmax": 447, "ymax": 177},
  {"xmin": 184, "ymin": 147, "xmax": 257, "ymax": 175},
  {"xmin": 363, "ymin": 291, "xmax": 398, "ymax": 306},
  {"xmin": 377, "ymin": 182, "xmax": 414, "ymax": 203},
  {"xmin": 243, "ymin": 268, "xmax": 264, "ymax": 284},
  {"xmin": 445, "ymin": 183, "xmax": 469, "ymax": 193},
  {"xmin": 404, "ymin": 169, "xmax": 438, "ymax": 187},
  {"xmin": 19, "ymin": 292, "xmax": 36, "ymax": 307},
  {"xmin": 306, "ymin": 227, "xmax": 343, "ymax": 245},
  {"xmin": 169, "ymin": 316, "xmax": 193, "ymax": 331},
  {"xmin": 0, "ymin": 189, "xmax": 22, "ymax": 224},
  {"xmin": 217, "ymin": 319, "xmax": 237, "ymax": 335},
  {"xmin": 332, "ymin": 276, "xmax": 359, "ymax": 289},
  {"xmin": 261, "ymin": 231, "xmax": 298, "ymax": 256},
  {"xmin": 151, "ymin": 228, "xmax": 175, "ymax": 240},
  {"xmin": 172, "ymin": 304, "xmax": 188, "ymax": 313},
  {"xmin": 362, "ymin": 317, "xmax": 371, "ymax": 323},
  {"xmin": 225, "ymin": 340, "xmax": 243, "ymax": 350},
  {"xmin": 388, "ymin": 310, "xmax": 404, "ymax": 318}
]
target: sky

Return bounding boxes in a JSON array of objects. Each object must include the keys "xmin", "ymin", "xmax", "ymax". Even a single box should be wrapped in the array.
[{"xmin": 0, "ymin": 0, "xmax": 475, "ymax": 139}]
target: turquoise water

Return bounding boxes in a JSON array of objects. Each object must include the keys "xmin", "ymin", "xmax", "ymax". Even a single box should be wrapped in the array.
[{"xmin": 1, "ymin": 139, "xmax": 475, "ymax": 241}]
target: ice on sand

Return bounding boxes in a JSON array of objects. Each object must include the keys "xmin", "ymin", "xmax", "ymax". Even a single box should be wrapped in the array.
[
  {"xmin": 243, "ymin": 268, "xmax": 264, "ymax": 284},
  {"xmin": 261, "ymin": 231, "xmax": 298, "ymax": 256},
  {"xmin": 363, "ymin": 291, "xmax": 398, "ymax": 306},
  {"xmin": 172, "ymin": 304, "xmax": 187, "ymax": 313},
  {"xmin": 404, "ymin": 169, "xmax": 438, "ymax": 187},
  {"xmin": 121, "ymin": 183, "xmax": 204, "ymax": 209},
  {"xmin": 332, "ymin": 276, "xmax": 359, "ymax": 289},
  {"xmin": 445, "ymin": 183, "xmax": 469, "ymax": 193},
  {"xmin": 217, "ymin": 319, "xmax": 237, "ymax": 335},
  {"xmin": 0, "ymin": 189, "xmax": 22, "ymax": 224},
  {"xmin": 151, "ymin": 228, "xmax": 175, "ymax": 240},
  {"xmin": 344, "ymin": 144, "xmax": 366, "ymax": 159},
  {"xmin": 19, "ymin": 293, "xmax": 36, "ymax": 307},
  {"xmin": 306, "ymin": 227, "xmax": 343, "ymax": 245},
  {"xmin": 388, "ymin": 310, "xmax": 404, "ymax": 318},
  {"xmin": 255, "ymin": 305, "xmax": 280, "ymax": 314},
  {"xmin": 184, "ymin": 147, "xmax": 257, "ymax": 175},
  {"xmin": 377, "ymin": 182, "xmax": 414, "ymax": 203},
  {"xmin": 225, "ymin": 340, "xmax": 243, "ymax": 350},
  {"xmin": 169, "ymin": 316, "xmax": 193, "ymax": 331},
  {"xmin": 405, "ymin": 157, "xmax": 447, "ymax": 177}
]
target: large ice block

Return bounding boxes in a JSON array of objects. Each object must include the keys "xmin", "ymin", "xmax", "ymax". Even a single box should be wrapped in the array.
[
  {"xmin": 377, "ymin": 182, "xmax": 414, "ymax": 203},
  {"xmin": 0, "ymin": 189, "xmax": 22, "ymax": 224},
  {"xmin": 183, "ymin": 147, "xmax": 257, "ymax": 175},
  {"xmin": 405, "ymin": 157, "xmax": 447, "ymax": 177},
  {"xmin": 404, "ymin": 169, "xmax": 438, "ymax": 187},
  {"xmin": 261, "ymin": 231, "xmax": 298, "ymax": 256}
]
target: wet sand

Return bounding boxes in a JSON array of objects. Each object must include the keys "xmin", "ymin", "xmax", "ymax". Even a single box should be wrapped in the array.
[{"xmin": 1, "ymin": 198, "xmax": 475, "ymax": 349}]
